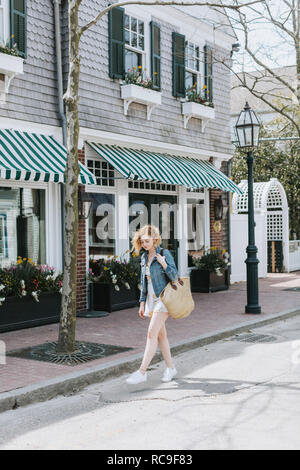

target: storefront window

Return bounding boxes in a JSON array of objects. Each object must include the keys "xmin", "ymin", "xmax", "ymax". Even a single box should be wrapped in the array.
[
  {"xmin": 0, "ymin": 187, "xmax": 46, "ymax": 267},
  {"xmin": 187, "ymin": 198, "xmax": 205, "ymax": 267},
  {"xmin": 88, "ymin": 193, "xmax": 115, "ymax": 260},
  {"xmin": 129, "ymin": 193, "xmax": 178, "ymax": 265}
]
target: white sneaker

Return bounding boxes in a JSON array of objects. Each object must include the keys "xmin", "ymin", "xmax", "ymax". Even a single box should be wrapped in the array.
[
  {"xmin": 126, "ymin": 370, "xmax": 147, "ymax": 385},
  {"xmin": 161, "ymin": 367, "xmax": 177, "ymax": 382}
]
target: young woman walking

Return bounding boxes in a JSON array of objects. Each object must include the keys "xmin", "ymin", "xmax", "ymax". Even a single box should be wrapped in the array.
[{"xmin": 126, "ymin": 225, "xmax": 178, "ymax": 385}]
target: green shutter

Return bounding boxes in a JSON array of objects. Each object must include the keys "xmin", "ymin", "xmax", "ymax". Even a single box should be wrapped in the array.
[
  {"xmin": 150, "ymin": 22, "xmax": 161, "ymax": 91},
  {"xmin": 204, "ymin": 44, "xmax": 213, "ymax": 103},
  {"xmin": 172, "ymin": 32, "xmax": 185, "ymax": 98},
  {"xmin": 10, "ymin": 0, "xmax": 27, "ymax": 57},
  {"xmin": 109, "ymin": 7, "xmax": 125, "ymax": 79}
]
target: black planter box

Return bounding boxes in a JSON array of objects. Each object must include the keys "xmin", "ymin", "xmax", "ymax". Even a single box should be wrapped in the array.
[
  {"xmin": 0, "ymin": 292, "xmax": 61, "ymax": 333},
  {"xmin": 190, "ymin": 269, "xmax": 229, "ymax": 293},
  {"xmin": 91, "ymin": 282, "xmax": 139, "ymax": 313}
]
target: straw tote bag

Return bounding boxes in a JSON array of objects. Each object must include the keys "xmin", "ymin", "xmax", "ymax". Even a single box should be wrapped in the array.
[{"xmin": 159, "ymin": 250, "xmax": 195, "ymax": 319}]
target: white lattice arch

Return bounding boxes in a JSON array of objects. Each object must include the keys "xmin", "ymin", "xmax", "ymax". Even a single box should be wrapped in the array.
[
  {"xmin": 232, "ymin": 178, "xmax": 288, "ymax": 215},
  {"xmin": 232, "ymin": 177, "xmax": 289, "ymax": 271}
]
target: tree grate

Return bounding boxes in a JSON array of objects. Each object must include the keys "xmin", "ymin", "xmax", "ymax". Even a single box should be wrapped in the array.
[
  {"xmin": 7, "ymin": 341, "xmax": 133, "ymax": 366},
  {"xmin": 232, "ymin": 333, "xmax": 278, "ymax": 343}
]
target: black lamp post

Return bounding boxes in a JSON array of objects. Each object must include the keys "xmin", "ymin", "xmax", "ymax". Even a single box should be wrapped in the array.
[{"xmin": 235, "ymin": 102, "xmax": 261, "ymax": 314}]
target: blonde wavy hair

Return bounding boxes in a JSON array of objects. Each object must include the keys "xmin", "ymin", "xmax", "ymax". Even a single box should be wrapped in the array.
[{"xmin": 132, "ymin": 225, "xmax": 162, "ymax": 255}]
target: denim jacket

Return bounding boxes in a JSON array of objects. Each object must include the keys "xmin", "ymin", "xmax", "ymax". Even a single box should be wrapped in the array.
[{"xmin": 139, "ymin": 245, "xmax": 178, "ymax": 303}]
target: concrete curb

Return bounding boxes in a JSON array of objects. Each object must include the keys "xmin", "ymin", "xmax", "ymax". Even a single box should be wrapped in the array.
[{"xmin": 0, "ymin": 306, "xmax": 299, "ymax": 413}]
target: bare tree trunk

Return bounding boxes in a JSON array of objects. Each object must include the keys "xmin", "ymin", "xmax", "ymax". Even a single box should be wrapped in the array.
[
  {"xmin": 295, "ymin": 0, "xmax": 300, "ymax": 105},
  {"xmin": 57, "ymin": 0, "xmax": 81, "ymax": 353}
]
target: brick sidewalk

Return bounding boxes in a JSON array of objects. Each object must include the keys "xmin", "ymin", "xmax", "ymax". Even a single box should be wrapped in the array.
[{"xmin": 0, "ymin": 272, "xmax": 299, "ymax": 394}]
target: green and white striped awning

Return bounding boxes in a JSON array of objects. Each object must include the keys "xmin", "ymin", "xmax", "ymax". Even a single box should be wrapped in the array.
[
  {"xmin": 0, "ymin": 129, "xmax": 96, "ymax": 184},
  {"xmin": 87, "ymin": 142, "xmax": 242, "ymax": 194}
]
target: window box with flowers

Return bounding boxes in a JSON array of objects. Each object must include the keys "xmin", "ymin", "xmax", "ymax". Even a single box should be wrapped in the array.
[
  {"xmin": 0, "ymin": 41, "xmax": 24, "ymax": 103},
  {"xmin": 88, "ymin": 251, "xmax": 141, "ymax": 312},
  {"xmin": 190, "ymin": 248, "xmax": 230, "ymax": 293},
  {"xmin": 0, "ymin": 258, "xmax": 63, "ymax": 333},
  {"xmin": 121, "ymin": 67, "xmax": 162, "ymax": 120},
  {"xmin": 182, "ymin": 85, "xmax": 215, "ymax": 130}
]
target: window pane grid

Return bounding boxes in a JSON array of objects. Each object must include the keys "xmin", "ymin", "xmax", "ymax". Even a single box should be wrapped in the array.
[
  {"xmin": 186, "ymin": 42, "xmax": 201, "ymax": 73},
  {"xmin": 87, "ymin": 159, "xmax": 115, "ymax": 187},
  {"xmin": 128, "ymin": 181, "xmax": 176, "ymax": 192},
  {"xmin": 124, "ymin": 14, "xmax": 144, "ymax": 51},
  {"xmin": 187, "ymin": 188, "xmax": 204, "ymax": 193},
  {"xmin": 185, "ymin": 41, "xmax": 202, "ymax": 93}
]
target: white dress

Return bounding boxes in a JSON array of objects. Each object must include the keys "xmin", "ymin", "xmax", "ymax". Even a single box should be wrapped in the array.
[{"xmin": 144, "ymin": 260, "xmax": 168, "ymax": 318}]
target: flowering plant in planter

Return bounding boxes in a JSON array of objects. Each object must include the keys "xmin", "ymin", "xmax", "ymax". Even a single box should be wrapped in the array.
[
  {"xmin": 186, "ymin": 84, "xmax": 214, "ymax": 108},
  {"xmin": 192, "ymin": 248, "xmax": 230, "ymax": 276},
  {"xmin": 124, "ymin": 66, "xmax": 154, "ymax": 89},
  {"xmin": 88, "ymin": 250, "xmax": 141, "ymax": 292},
  {"xmin": 0, "ymin": 258, "xmax": 63, "ymax": 305},
  {"xmin": 0, "ymin": 38, "xmax": 20, "ymax": 57}
]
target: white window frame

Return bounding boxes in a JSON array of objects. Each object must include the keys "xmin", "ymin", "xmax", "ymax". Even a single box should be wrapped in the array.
[
  {"xmin": 0, "ymin": 179, "xmax": 63, "ymax": 271},
  {"xmin": 124, "ymin": 9, "xmax": 151, "ymax": 77},
  {"xmin": 0, "ymin": 0, "xmax": 10, "ymax": 46},
  {"xmin": 84, "ymin": 144, "xmax": 121, "ymax": 259},
  {"xmin": 178, "ymin": 186, "xmax": 210, "ymax": 276},
  {"xmin": 185, "ymin": 41, "xmax": 203, "ymax": 94}
]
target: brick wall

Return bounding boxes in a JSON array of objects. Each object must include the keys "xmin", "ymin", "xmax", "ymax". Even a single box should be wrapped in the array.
[
  {"xmin": 221, "ymin": 161, "xmax": 230, "ymax": 253},
  {"xmin": 209, "ymin": 189, "xmax": 225, "ymax": 250},
  {"xmin": 209, "ymin": 161, "xmax": 230, "ymax": 252},
  {"xmin": 76, "ymin": 148, "xmax": 87, "ymax": 312}
]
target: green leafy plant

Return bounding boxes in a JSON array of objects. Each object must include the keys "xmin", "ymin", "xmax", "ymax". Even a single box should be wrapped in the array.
[
  {"xmin": 124, "ymin": 66, "xmax": 154, "ymax": 89},
  {"xmin": 88, "ymin": 251, "xmax": 141, "ymax": 291},
  {"xmin": 0, "ymin": 258, "xmax": 63, "ymax": 305},
  {"xmin": 192, "ymin": 248, "xmax": 230, "ymax": 274}
]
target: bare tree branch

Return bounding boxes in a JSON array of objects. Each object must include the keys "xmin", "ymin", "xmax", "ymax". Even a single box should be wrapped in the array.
[
  {"xmin": 79, "ymin": 0, "xmax": 263, "ymax": 36},
  {"xmin": 225, "ymin": 61, "xmax": 300, "ymax": 135},
  {"xmin": 263, "ymin": 0, "xmax": 295, "ymax": 39},
  {"xmin": 236, "ymin": 7, "xmax": 297, "ymax": 95}
]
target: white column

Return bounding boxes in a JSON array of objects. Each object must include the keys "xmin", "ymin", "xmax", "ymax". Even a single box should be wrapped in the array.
[
  {"xmin": 116, "ymin": 179, "xmax": 129, "ymax": 257},
  {"xmin": 46, "ymin": 182, "xmax": 62, "ymax": 270},
  {"xmin": 283, "ymin": 207, "xmax": 290, "ymax": 272},
  {"xmin": 204, "ymin": 188, "xmax": 210, "ymax": 249},
  {"xmin": 178, "ymin": 186, "xmax": 188, "ymax": 277}
]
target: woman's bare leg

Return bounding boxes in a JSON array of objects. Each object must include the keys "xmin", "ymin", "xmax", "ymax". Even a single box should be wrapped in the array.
[
  {"xmin": 157, "ymin": 322, "xmax": 173, "ymax": 369},
  {"xmin": 139, "ymin": 311, "xmax": 169, "ymax": 374}
]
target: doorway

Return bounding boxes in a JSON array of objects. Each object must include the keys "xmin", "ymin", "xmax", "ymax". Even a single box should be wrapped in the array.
[{"xmin": 129, "ymin": 193, "xmax": 178, "ymax": 265}]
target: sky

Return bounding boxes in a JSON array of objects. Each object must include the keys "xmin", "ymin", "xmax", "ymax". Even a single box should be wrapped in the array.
[{"xmin": 229, "ymin": 0, "xmax": 296, "ymax": 72}]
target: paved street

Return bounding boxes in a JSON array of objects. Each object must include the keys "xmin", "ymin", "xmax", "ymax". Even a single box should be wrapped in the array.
[
  {"xmin": 1, "ymin": 272, "xmax": 299, "ymax": 395},
  {"xmin": 0, "ymin": 315, "xmax": 300, "ymax": 450}
]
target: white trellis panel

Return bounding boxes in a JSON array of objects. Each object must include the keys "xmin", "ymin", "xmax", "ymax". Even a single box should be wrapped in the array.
[
  {"xmin": 231, "ymin": 178, "xmax": 290, "ymax": 279},
  {"xmin": 267, "ymin": 212, "xmax": 283, "ymax": 241}
]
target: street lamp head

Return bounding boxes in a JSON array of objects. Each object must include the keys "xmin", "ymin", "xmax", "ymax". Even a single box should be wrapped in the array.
[
  {"xmin": 214, "ymin": 195, "xmax": 223, "ymax": 221},
  {"xmin": 235, "ymin": 102, "xmax": 261, "ymax": 151},
  {"xmin": 78, "ymin": 186, "xmax": 93, "ymax": 219}
]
